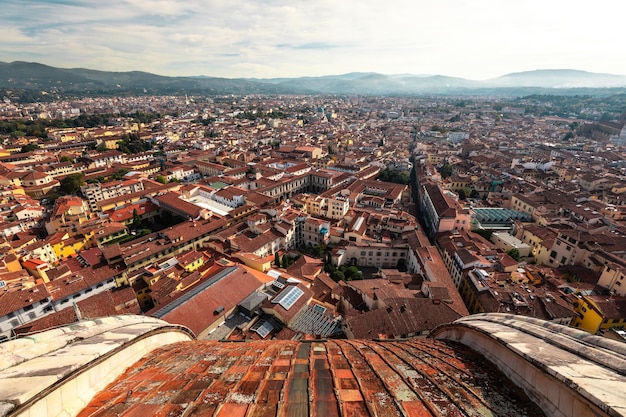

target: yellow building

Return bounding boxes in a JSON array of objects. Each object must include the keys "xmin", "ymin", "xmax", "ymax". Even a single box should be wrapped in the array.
[
  {"xmin": 177, "ymin": 250, "xmax": 205, "ymax": 273},
  {"xmin": 571, "ymin": 294, "xmax": 626, "ymax": 334},
  {"xmin": 2, "ymin": 250, "xmax": 23, "ymax": 272},
  {"xmin": 49, "ymin": 233, "xmax": 90, "ymax": 259},
  {"xmin": 100, "ymin": 138, "xmax": 121, "ymax": 150},
  {"xmin": 233, "ymin": 252, "xmax": 273, "ymax": 272}
]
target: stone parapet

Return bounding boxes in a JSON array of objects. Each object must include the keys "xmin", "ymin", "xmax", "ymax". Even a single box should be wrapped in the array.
[
  {"xmin": 431, "ymin": 313, "xmax": 626, "ymax": 417},
  {"xmin": 0, "ymin": 315, "xmax": 194, "ymax": 417}
]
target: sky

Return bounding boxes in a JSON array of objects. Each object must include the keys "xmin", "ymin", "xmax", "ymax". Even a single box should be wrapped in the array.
[{"xmin": 2, "ymin": 0, "xmax": 625, "ymax": 80}]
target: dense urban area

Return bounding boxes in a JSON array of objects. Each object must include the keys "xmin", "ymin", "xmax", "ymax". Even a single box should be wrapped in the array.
[{"xmin": 1, "ymin": 92, "xmax": 625, "ymax": 343}]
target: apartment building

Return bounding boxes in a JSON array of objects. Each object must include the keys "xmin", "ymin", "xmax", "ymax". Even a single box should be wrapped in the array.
[
  {"xmin": 81, "ymin": 179, "xmax": 145, "ymax": 212},
  {"xmin": 302, "ymin": 217, "xmax": 330, "ymax": 248},
  {"xmin": 0, "ymin": 283, "xmax": 53, "ymax": 339},
  {"xmin": 420, "ymin": 183, "xmax": 471, "ymax": 238}
]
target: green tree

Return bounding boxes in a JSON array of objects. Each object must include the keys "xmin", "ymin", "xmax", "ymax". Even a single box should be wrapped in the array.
[
  {"xmin": 112, "ymin": 169, "xmax": 129, "ymax": 180},
  {"xmin": 59, "ymin": 156, "xmax": 74, "ymax": 163},
  {"xmin": 311, "ymin": 245, "xmax": 324, "ymax": 258},
  {"xmin": 506, "ymin": 248, "xmax": 521, "ymax": 261},
  {"xmin": 344, "ymin": 266, "xmax": 360, "ymax": 280},
  {"xmin": 457, "ymin": 188, "xmax": 467, "ymax": 200},
  {"xmin": 132, "ymin": 209, "xmax": 142, "ymax": 229},
  {"xmin": 274, "ymin": 252, "xmax": 281, "ymax": 268},
  {"xmin": 156, "ymin": 175, "xmax": 168, "ymax": 184},
  {"xmin": 20, "ymin": 143, "xmax": 39, "ymax": 153},
  {"xmin": 377, "ymin": 167, "xmax": 409, "ymax": 185},
  {"xmin": 116, "ymin": 133, "xmax": 153, "ymax": 154},
  {"xmin": 438, "ymin": 163, "xmax": 453, "ymax": 179},
  {"xmin": 472, "ymin": 229, "xmax": 493, "ymax": 241},
  {"xmin": 330, "ymin": 270, "xmax": 345, "ymax": 282},
  {"xmin": 59, "ymin": 173, "xmax": 85, "ymax": 195}
]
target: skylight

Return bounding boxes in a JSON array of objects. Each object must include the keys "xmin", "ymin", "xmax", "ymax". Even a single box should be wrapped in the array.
[
  {"xmin": 253, "ymin": 320, "xmax": 275, "ymax": 338},
  {"xmin": 272, "ymin": 286, "xmax": 304, "ymax": 310}
]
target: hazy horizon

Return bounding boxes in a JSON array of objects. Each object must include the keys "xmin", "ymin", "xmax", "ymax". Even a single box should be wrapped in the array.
[
  {"xmin": 6, "ymin": 61, "xmax": 626, "ymax": 82},
  {"xmin": 3, "ymin": 0, "xmax": 625, "ymax": 80}
]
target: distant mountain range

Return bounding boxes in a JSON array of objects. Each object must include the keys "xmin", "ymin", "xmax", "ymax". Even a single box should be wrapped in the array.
[{"xmin": 2, "ymin": 61, "xmax": 626, "ymax": 97}]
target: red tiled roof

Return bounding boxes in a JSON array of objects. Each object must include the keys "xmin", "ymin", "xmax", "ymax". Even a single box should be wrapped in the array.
[
  {"xmin": 344, "ymin": 297, "xmax": 463, "ymax": 338},
  {"xmin": 0, "ymin": 284, "xmax": 50, "ymax": 317},
  {"xmin": 105, "ymin": 200, "xmax": 159, "ymax": 223},
  {"xmin": 176, "ymin": 249, "xmax": 204, "ymax": 268},
  {"xmin": 77, "ymin": 339, "xmax": 546, "ymax": 417},
  {"xmin": 149, "ymin": 266, "xmax": 264, "ymax": 336}
]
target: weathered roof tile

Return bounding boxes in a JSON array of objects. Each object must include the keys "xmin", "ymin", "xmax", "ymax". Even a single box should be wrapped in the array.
[{"xmin": 76, "ymin": 339, "xmax": 546, "ymax": 417}]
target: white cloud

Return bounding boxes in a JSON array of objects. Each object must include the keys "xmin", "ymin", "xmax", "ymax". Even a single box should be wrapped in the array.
[{"xmin": 1, "ymin": 0, "xmax": 625, "ymax": 78}]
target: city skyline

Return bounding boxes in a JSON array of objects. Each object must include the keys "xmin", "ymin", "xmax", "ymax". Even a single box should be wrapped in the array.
[{"xmin": 3, "ymin": 0, "xmax": 625, "ymax": 80}]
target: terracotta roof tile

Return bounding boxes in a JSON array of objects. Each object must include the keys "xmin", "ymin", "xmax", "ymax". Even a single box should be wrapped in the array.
[
  {"xmin": 77, "ymin": 339, "xmax": 546, "ymax": 417},
  {"xmin": 149, "ymin": 265, "xmax": 264, "ymax": 336}
]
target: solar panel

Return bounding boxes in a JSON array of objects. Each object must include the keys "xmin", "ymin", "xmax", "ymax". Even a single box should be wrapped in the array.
[{"xmin": 272, "ymin": 286, "xmax": 304, "ymax": 310}]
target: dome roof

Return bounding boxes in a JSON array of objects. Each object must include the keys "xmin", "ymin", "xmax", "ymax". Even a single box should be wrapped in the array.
[
  {"xmin": 77, "ymin": 338, "xmax": 545, "ymax": 417},
  {"xmin": 1, "ymin": 314, "xmax": 625, "ymax": 417}
]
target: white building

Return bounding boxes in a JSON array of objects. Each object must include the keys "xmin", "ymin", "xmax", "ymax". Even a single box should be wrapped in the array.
[
  {"xmin": 81, "ymin": 179, "xmax": 145, "ymax": 211},
  {"xmin": 491, "ymin": 232, "xmax": 532, "ymax": 258}
]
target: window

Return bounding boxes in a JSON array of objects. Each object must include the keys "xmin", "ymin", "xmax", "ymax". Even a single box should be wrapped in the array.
[
  {"xmin": 550, "ymin": 251, "xmax": 557, "ymax": 259},
  {"xmin": 561, "ymin": 256, "xmax": 567, "ymax": 264},
  {"xmin": 23, "ymin": 304, "xmax": 34, "ymax": 312}
]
